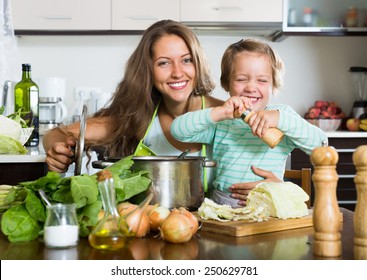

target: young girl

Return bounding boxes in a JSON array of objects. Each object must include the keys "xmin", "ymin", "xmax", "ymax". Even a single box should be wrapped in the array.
[{"xmin": 171, "ymin": 39, "xmax": 327, "ymax": 207}]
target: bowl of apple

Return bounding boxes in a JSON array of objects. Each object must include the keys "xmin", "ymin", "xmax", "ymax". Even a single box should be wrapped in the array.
[{"xmin": 304, "ymin": 100, "xmax": 345, "ymax": 132}]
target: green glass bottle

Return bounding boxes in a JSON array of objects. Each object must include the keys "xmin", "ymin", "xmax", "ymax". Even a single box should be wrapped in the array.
[{"xmin": 14, "ymin": 64, "xmax": 39, "ymax": 147}]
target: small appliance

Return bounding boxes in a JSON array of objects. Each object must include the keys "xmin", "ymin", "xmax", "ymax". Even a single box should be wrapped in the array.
[
  {"xmin": 349, "ymin": 66, "xmax": 367, "ymax": 118},
  {"xmin": 35, "ymin": 77, "xmax": 68, "ymax": 135},
  {"xmin": 39, "ymin": 97, "xmax": 68, "ymax": 135}
]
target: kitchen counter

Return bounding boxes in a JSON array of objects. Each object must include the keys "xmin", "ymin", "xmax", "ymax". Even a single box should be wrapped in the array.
[
  {"xmin": 0, "ymin": 208, "xmax": 361, "ymax": 260},
  {"xmin": 325, "ymin": 131, "xmax": 367, "ymax": 138},
  {"xmin": 0, "ymin": 146, "xmax": 46, "ymax": 163},
  {"xmin": 0, "ymin": 146, "xmax": 47, "ymax": 185}
]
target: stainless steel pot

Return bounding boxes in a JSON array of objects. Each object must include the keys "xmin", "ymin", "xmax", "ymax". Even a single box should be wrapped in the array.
[{"xmin": 93, "ymin": 156, "xmax": 216, "ymax": 210}]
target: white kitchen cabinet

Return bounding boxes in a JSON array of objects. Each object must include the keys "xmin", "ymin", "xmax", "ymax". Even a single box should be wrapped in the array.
[
  {"xmin": 111, "ymin": 0, "xmax": 180, "ymax": 30},
  {"xmin": 12, "ymin": 0, "xmax": 111, "ymax": 30},
  {"xmin": 180, "ymin": 0, "xmax": 282, "ymax": 24}
]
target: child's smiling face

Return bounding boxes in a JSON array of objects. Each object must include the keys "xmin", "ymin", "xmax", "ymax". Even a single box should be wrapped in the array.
[{"xmin": 228, "ymin": 51, "xmax": 273, "ymax": 111}]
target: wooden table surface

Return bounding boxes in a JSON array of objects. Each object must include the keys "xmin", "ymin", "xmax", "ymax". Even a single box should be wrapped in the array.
[{"xmin": 0, "ymin": 208, "xmax": 360, "ymax": 260}]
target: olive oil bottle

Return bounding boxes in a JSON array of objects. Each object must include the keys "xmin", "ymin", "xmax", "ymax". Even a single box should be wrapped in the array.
[
  {"xmin": 89, "ymin": 170, "xmax": 128, "ymax": 250},
  {"xmin": 89, "ymin": 170, "xmax": 153, "ymax": 250},
  {"xmin": 14, "ymin": 64, "xmax": 39, "ymax": 146}
]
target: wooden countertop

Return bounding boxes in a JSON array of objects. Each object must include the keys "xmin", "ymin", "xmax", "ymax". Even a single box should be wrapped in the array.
[{"xmin": 0, "ymin": 208, "xmax": 360, "ymax": 260}]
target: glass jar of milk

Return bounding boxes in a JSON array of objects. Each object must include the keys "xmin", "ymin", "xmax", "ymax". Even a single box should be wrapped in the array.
[{"xmin": 44, "ymin": 203, "xmax": 79, "ymax": 248}]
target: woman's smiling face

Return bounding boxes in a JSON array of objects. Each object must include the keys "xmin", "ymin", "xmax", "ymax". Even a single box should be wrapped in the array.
[
  {"xmin": 152, "ymin": 34, "xmax": 196, "ymax": 104},
  {"xmin": 228, "ymin": 51, "xmax": 273, "ymax": 111}
]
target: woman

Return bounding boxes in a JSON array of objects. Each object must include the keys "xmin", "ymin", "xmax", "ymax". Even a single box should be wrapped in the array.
[{"xmin": 43, "ymin": 20, "xmax": 280, "ymax": 203}]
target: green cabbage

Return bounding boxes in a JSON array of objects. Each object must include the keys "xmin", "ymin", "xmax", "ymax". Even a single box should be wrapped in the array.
[
  {"xmin": 198, "ymin": 182, "xmax": 309, "ymax": 222},
  {"xmin": 0, "ymin": 115, "xmax": 22, "ymax": 140},
  {"xmin": 0, "ymin": 135, "xmax": 27, "ymax": 154},
  {"xmin": 247, "ymin": 182, "xmax": 309, "ymax": 219},
  {"xmin": 0, "ymin": 112, "xmax": 28, "ymax": 154}
]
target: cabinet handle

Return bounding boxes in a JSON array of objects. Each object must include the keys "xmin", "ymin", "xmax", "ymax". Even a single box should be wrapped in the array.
[
  {"xmin": 44, "ymin": 16, "xmax": 72, "ymax": 20},
  {"xmin": 338, "ymin": 200, "xmax": 357, "ymax": 204},
  {"xmin": 338, "ymin": 174, "xmax": 355, "ymax": 179},
  {"xmin": 335, "ymin": 149, "xmax": 356, "ymax": 153},
  {"xmin": 320, "ymin": 28, "xmax": 348, "ymax": 32},
  {"xmin": 213, "ymin": 7, "xmax": 243, "ymax": 12},
  {"xmin": 129, "ymin": 16, "xmax": 158, "ymax": 21}
]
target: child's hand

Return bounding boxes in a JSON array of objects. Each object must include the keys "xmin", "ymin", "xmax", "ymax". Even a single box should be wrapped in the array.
[
  {"xmin": 246, "ymin": 110, "xmax": 280, "ymax": 138},
  {"xmin": 211, "ymin": 96, "xmax": 250, "ymax": 122}
]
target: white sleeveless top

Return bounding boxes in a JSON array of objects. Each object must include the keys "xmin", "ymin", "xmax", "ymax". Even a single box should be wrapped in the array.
[{"xmin": 143, "ymin": 114, "xmax": 212, "ymax": 158}]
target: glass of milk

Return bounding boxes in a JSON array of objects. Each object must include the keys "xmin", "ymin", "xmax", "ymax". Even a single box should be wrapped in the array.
[{"xmin": 44, "ymin": 203, "xmax": 79, "ymax": 248}]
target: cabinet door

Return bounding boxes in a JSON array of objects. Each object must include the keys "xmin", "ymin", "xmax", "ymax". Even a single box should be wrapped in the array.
[
  {"xmin": 12, "ymin": 0, "xmax": 111, "ymax": 30},
  {"xmin": 112, "ymin": 0, "xmax": 180, "ymax": 30},
  {"xmin": 284, "ymin": 0, "xmax": 367, "ymax": 31},
  {"xmin": 181, "ymin": 0, "xmax": 282, "ymax": 23}
]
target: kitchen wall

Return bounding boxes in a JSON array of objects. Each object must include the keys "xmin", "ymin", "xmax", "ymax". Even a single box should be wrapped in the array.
[{"xmin": 15, "ymin": 34, "xmax": 367, "ymax": 119}]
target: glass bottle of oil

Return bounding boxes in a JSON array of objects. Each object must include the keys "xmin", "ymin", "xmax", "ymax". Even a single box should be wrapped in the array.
[{"xmin": 88, "ymin": 170, "xmax": 133, "ymax": 250}]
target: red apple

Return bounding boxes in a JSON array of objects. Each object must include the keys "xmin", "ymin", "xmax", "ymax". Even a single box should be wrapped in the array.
[
  {"xmin": 307, "ymin": 107, "xmax": 321, "ymax": 119},
  {"xmin": 314, "ymin": 100, "xmax": 329, "ymax": 109},
  {"xmin": 346, "ymin": 118, "xmax": 361, "ymax": 131}
]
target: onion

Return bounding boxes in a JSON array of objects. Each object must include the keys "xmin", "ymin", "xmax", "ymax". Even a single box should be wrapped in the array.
[
  {"xmin": 97, "ymin": 209, "xmax": 105, "ymax": 221},
  {"xmin": 124, "ymin": 207, "xmax": 150, "ymax": 238},
  {"xmin": 179, "ymin": 207, "xmax": 199, "ymax": 235},
  {"xmin": 118, "ymin": 203, "xmax": 150, "ymax": 237},
  {"xmin": 160, "ymin": 209, "xmax": 193, "ymax": 243},
  {"xmin": 117, "ymin": 202, "xmax": 136, "ymax": 215},
  {"xmin": 144, "ymin": 203, "xmax": 158, "ymax": 216},
  {"xmin": 148, "ymin": 206, "xmax": 171, "ymax": 231}
]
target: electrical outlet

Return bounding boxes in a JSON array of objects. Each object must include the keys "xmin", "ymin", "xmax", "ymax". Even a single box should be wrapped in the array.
[{"xmin": 74, "ymin": 87, "xmax": 102, "ymax": 100}]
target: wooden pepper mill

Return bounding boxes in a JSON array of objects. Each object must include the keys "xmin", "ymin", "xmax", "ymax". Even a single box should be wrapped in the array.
[
  {"xmin": 353, "ymin": 145, "xmax": 367, "ymax": 260},
  {"xmin": 310, "ymin": 141, "xmax": 342, "ymax": 257},
  {"xmin": 240, "ymin": 109, "xmax": 284, "ymax": 148}
]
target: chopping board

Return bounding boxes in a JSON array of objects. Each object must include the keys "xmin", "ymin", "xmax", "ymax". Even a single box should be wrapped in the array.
[{"xmin": 196, "ymin": 210, "xmax": 343, "ymax": 237}]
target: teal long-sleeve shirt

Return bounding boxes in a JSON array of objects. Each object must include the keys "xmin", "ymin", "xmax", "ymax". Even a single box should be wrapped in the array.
[{"xmin": 171, "ymin": 104, "xmax": 328, "ymax": 194}]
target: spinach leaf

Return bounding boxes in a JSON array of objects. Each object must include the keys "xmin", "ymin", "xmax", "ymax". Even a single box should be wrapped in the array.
[
  {"xmin": 77, "ymin": 200, "xmax": 103, "ymax": 237},
  {"xmin": 52, "ymin": 184, "xmax": 74, "ymax": 204},
  {"xmin": 106, "ymin": 155, "xmax": 134, "ymax": 175},
  {"xmin": 70, "ymin": 175, "xmax": 98, "ymax": 208},
  {"xmin": 2, "ymin": 186, "xmax": 27, "ymax": 210},
  {"xmin": 19, "ymin": 171, "xmax": 62, "ymax": 191},
  {"xmin": 116, "ymin": 171, "xmax": 151, "ymax": 201},
  {"xmin": 1, "ymin": 204, "xmax": 41, "ymax": 242},
  {"xmin": 25, "ymin": 190, "xmax": 46, "ymax": 222}
]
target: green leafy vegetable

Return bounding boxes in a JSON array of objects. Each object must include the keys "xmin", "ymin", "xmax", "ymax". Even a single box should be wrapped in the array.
[
  {"xmin": 4, "ymin": 107, "xmax": 30, "ymax": 128},
  {"xmin": 0, "ymin": 135, "xmax": 27, "ymax": 154},
  {"xmin": 1, "ymin": 204, "xmax": 41, "ymax": 243},
  {"xmin": 247, "ymin": 182, "xmax": 309, "ymax": 219},
  {"xmin": 0, "ymin": 155, "xmax": 151, "ymax": 242},
  {"xmin": 0, "ymin": 107, "xmax": 31, "ymax": 154}
]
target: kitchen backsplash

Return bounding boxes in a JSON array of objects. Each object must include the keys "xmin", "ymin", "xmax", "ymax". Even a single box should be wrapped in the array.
[{"xmin": 14, "ymin": 34, "xmax": 367, "ymax": 120}]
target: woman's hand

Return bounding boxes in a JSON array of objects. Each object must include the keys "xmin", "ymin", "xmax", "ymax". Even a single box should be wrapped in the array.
[
  {"xmin": 45, "ymin": 136, "xmax": 76, "ymax": 173},
  {"xmin": 229, "ymin": 165, "xmax": 283, "ymax": 206}
]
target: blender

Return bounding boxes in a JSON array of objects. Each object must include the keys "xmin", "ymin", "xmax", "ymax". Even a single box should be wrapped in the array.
[{"xmin": 350, "ymin": 66, "xmax": 367, "ymax": 118}]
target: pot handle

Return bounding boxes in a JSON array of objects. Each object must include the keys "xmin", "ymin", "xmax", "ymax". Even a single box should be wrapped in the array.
[{"xmin": 203, "ymin": 160, "xmax": 216, "ymax": 168}]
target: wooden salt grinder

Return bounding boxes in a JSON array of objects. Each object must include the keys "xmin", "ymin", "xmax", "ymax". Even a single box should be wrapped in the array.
[
  {"xmin": 353, "ymin": 145, "xmax": 367, "ymax": 260},
  {"xmin": 310, "ymin": 142, "xmax": 341, "ymax": 257}
]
